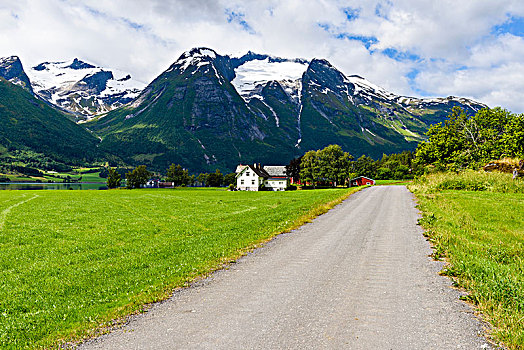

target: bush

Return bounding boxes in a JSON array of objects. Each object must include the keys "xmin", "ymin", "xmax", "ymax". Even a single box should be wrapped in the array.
[{"xmin": 286, "ymin": 184, "xmax": 297, "ymax": 191}]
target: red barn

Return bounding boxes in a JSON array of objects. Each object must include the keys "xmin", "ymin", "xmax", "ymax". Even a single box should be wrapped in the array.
[{"xmin": 350, "ymin": 176, "xmax": 375, "ymax": 187}]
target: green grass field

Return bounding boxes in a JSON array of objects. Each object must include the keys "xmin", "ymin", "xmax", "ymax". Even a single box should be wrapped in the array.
[
  {"xmin": 374, "ymin": 179, "xmax": 413, "ymax": 186},
  {"xmin": 410, "ymin": 173, "xmax": 524, "ymax": 349},
  {"xmin": 76, "ymin": 171, "xmax": 105, "ymax": 183},
  {"xmin": 0, "ymin": 187, "xmax": 357, "ymax": 348}
]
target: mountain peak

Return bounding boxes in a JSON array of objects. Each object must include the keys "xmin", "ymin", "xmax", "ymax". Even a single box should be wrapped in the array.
[
  {"xmin": 0, "ymin": 55, "xmax": 21, "ymax": 64},
  {"xmin": 0, "ymin": 55, "xmax": 33, "ymax": 94},
  {"xmin": 67, "ymin": 58, "xmax": 96, "ymax": 70},
  {"xmin": 181, "ymin": 47, "xmax": 218, "ymax": 60},
  {"xmin": 165, "ymin": 47, "xmax": 223, "ymax": 75},
  {"xmin": 309, "ymin": 58, "xmax": 334, "ymax": 69}
]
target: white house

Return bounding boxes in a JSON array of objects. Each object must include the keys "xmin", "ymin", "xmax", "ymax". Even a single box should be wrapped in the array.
[{"xmin": 236, "ymin": 164, "xmax": 289, "ymax": 191}]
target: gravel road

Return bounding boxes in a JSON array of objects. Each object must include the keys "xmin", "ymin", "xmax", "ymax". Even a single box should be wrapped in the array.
[{"xmin": 80, "ymin": 186, "xmax": 494, "ymax": 349}]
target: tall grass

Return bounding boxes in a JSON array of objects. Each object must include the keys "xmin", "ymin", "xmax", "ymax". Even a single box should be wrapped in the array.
[
  {"xmin": 410, "ymin": 169, "xmax": 524, "ymax": 194},
  {"xmin": 410, "ymin": 172, "xmax": 524, "ymax": 349}
]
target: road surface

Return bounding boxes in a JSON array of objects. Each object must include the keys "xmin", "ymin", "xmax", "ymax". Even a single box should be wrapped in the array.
[{"xmin": 80, "ymin": 186, "xmax": 493, "ymax": 349}]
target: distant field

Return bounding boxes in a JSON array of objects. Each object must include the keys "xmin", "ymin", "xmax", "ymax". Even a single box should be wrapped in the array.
[
  {"xmin": 0, "ymin": 187, "xmax": 357, "ymax": 348},
  {"xmin": 374, "ymin": 179, "xmax": 412, "ymax": 186},
  {"xmin": 76, "ymin": 171, "xmax": 105, "ymax": 183},
  {"xmin": 0, "ymin": 169, "xmax": 106, "ymax": 183},
  {"xmin": 411, "ymin": 173, "xmax": 524, "ymax": 349}
]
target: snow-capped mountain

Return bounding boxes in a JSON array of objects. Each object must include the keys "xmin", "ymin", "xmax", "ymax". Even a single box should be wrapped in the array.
[
  {"xmin": 0, "ymin": 48, "xmax": 488, "ymax": 172},
  {"xmin": 27, "ymin": 58, "xmax": 145, "ymax": 119},
  {"xmin": 87, "ymin": 47, "xmax": 487, "ymax": 172}
]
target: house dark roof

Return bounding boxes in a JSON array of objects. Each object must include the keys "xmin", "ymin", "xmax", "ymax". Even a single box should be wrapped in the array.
[
  {"xmin": 250, "ymin": 165, "xmax": 270, "ymax": 178},
  {"xmin": 236, "ymin": 164, "xmax": 289, "ymax": 179},
  {"xmin": 236, "ymin": 164, "xmax": 270, "ymax": 178},
  {"xmin": 263, "ymin": 165, "xmax": 287, "ymax": 177}
]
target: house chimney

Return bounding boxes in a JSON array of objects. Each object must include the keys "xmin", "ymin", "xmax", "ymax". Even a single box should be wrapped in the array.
[
  {"xmin": 258, "ymin": 163, "xmax": 261, "ymax": 169},
  {"xmin": 253, "ymin": 163, "xmax": 257, "ymax": 169}
]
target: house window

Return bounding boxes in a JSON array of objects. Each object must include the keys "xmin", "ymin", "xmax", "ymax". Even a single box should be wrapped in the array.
[
  {"xmin": 252, "ymin": 180, "xmax": 255, "ymax": 185},
  {"xmin": 279, "ymin": 181, "xmax": 283, "ymax": 185},
  {"xmin": 241, "ymin": 180, "xmax": 244, "ymax": 185},
  {"xmin": 246, "ymin": 172, "xmax": 250, "ymax": 176}
]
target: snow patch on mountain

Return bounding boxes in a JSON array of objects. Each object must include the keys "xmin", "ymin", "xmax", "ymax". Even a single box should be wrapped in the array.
[
  {"xmin": 345, "ymin": 74, "xmax": 486, "ymax": 112},
  {"xmin": 232, "ymin": 58, "xmax": 308, "ymax": 99},
  {"xmin": 346, "ymin": 75, "xmax": 397, "ymax": 101}
]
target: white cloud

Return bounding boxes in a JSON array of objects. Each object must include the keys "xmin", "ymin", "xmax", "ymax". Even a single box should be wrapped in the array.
[{"xmin": 1, "ymin": 0, "xmax": 524, "ymax": 111}]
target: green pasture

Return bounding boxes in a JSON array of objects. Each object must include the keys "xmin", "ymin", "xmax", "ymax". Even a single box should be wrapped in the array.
[
  {"xmin": 411, "ymin": 173, "xmax": 524, "ymax": 349},
  {"xmin": 374, "ymin": 179, "xmax": 412, "ymax": 186},
  {"xmin": 0, "ymin": 187, "xmax": 355, "ymax": 348},
  {"xmin": 76, "ymin": 171, "xmax": 105, "ymax": 183}
]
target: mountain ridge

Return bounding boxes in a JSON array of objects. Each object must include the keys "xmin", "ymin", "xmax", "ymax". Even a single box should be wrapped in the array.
[
  {"xmin": 0, "ymin": 48, "xmax": 488, "ymax": 172},
  {"xmin": 0, "ymin": 76, "xmax": 100, "ymax": 165},
  {"xmin": 86, "ymin": 47, "xmax": 486, "ymax": 172}
]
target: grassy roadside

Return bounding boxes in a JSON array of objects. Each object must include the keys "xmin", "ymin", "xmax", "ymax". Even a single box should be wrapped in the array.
[
  {"xmin": 0, "ymin": 187, "xmax": 359, "ymax": 349},
  {"xmin": 409, "ymin": 172, "xmax": 524, "ymax": 349}
]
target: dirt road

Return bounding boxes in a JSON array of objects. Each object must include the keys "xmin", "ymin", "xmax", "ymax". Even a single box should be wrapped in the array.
[{"xmin": 80, "ymin": 186, "xmax": 492, "ymax": 349}]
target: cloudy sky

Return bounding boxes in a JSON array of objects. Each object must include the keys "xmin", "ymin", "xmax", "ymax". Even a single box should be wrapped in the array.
[{"xmin": 1, "ymin": 0, "xmax": 524, "ymax": 112}]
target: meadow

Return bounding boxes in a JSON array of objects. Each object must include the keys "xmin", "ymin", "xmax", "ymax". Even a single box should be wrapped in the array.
[
  {"xmin": 374, "ymin": 179, "xmax": 412, "ymax": 186},
  {"xmin": 0, "ymin": 187, "xmax": 357, "ymax": 348},
  {"xmin": 410, "ymin": 172, "xmax": 524, "ymax": 349}
]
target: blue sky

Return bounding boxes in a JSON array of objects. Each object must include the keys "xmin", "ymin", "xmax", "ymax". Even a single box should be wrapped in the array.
[{"xmin": 1, "ymin": 0, "xmax": 524, "ymax": 112}]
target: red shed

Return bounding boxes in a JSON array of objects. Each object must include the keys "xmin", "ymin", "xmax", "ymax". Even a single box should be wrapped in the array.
[{"xmin": 350, "ymin": 176, "xmax": 375, "ymax": 187}]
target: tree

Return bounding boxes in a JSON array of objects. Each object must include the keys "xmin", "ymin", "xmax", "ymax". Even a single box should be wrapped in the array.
[
  {"xmin": 376, "ymin": 167, "xmax": 392, "ymax": 180},
  {"xmin": 352, "ymin": 155, "xmax": 376, "ymax": 178},
  {"xmin": 393, "ymin": 164, "xmax": 410, "ymax": 179},
  {"xmin": 300, "ymin": 150, "xmax": 320, "ymax": 188},
  {"xmin": 166, "ymin": 164, "xmax": 191, "ymax": 187},
  {"xmin": 106, "ymin": 167, "xmax": 121, "ymax": 189},
  {"xmin": 196, "ymin": 173, "xmax": 208, "ymax": 187},
  {"xmin": 503, "ymin": 113, "xmax": 524, "ymax": 159},
  {"xmin": 286, "ymin": 156, "xmax": 302, "ymax": 183},
  {"xmin": 317, "ymin": 144, "xmax": 352, "ymax": 186},
  {"xmin": 223, "ymin": 172, "xmax": 237, "ymax": 187},
  {"xmin": 414, "ymin": 107, "xmax": 521, "ymax": 171},
  {"xmin": 206, "ymin": 169, "xmax": 224, "ymax": 187},
  {"xmin": 126, "ymin": 165, "xmax": 151, "ymax": 189}
]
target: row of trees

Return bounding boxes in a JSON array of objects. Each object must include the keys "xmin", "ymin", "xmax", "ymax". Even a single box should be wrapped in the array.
[
  {"xmin": 350, "ymin": 152, "xmax": 418, "ymax": 180},
  {"xmin": 299, "ymin": 145, "xmax": 353, "ymax": 187},
  {"xmin": 108, "ymin": 150, "xmax": 416, "ymax": 190},
  {"xmin": 106, "ymin": 164, "xmax": 238, "ymax": 189},
  {"xmin": 290, "ymin": 146, "xmax": 417, "ymax": 187}
]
